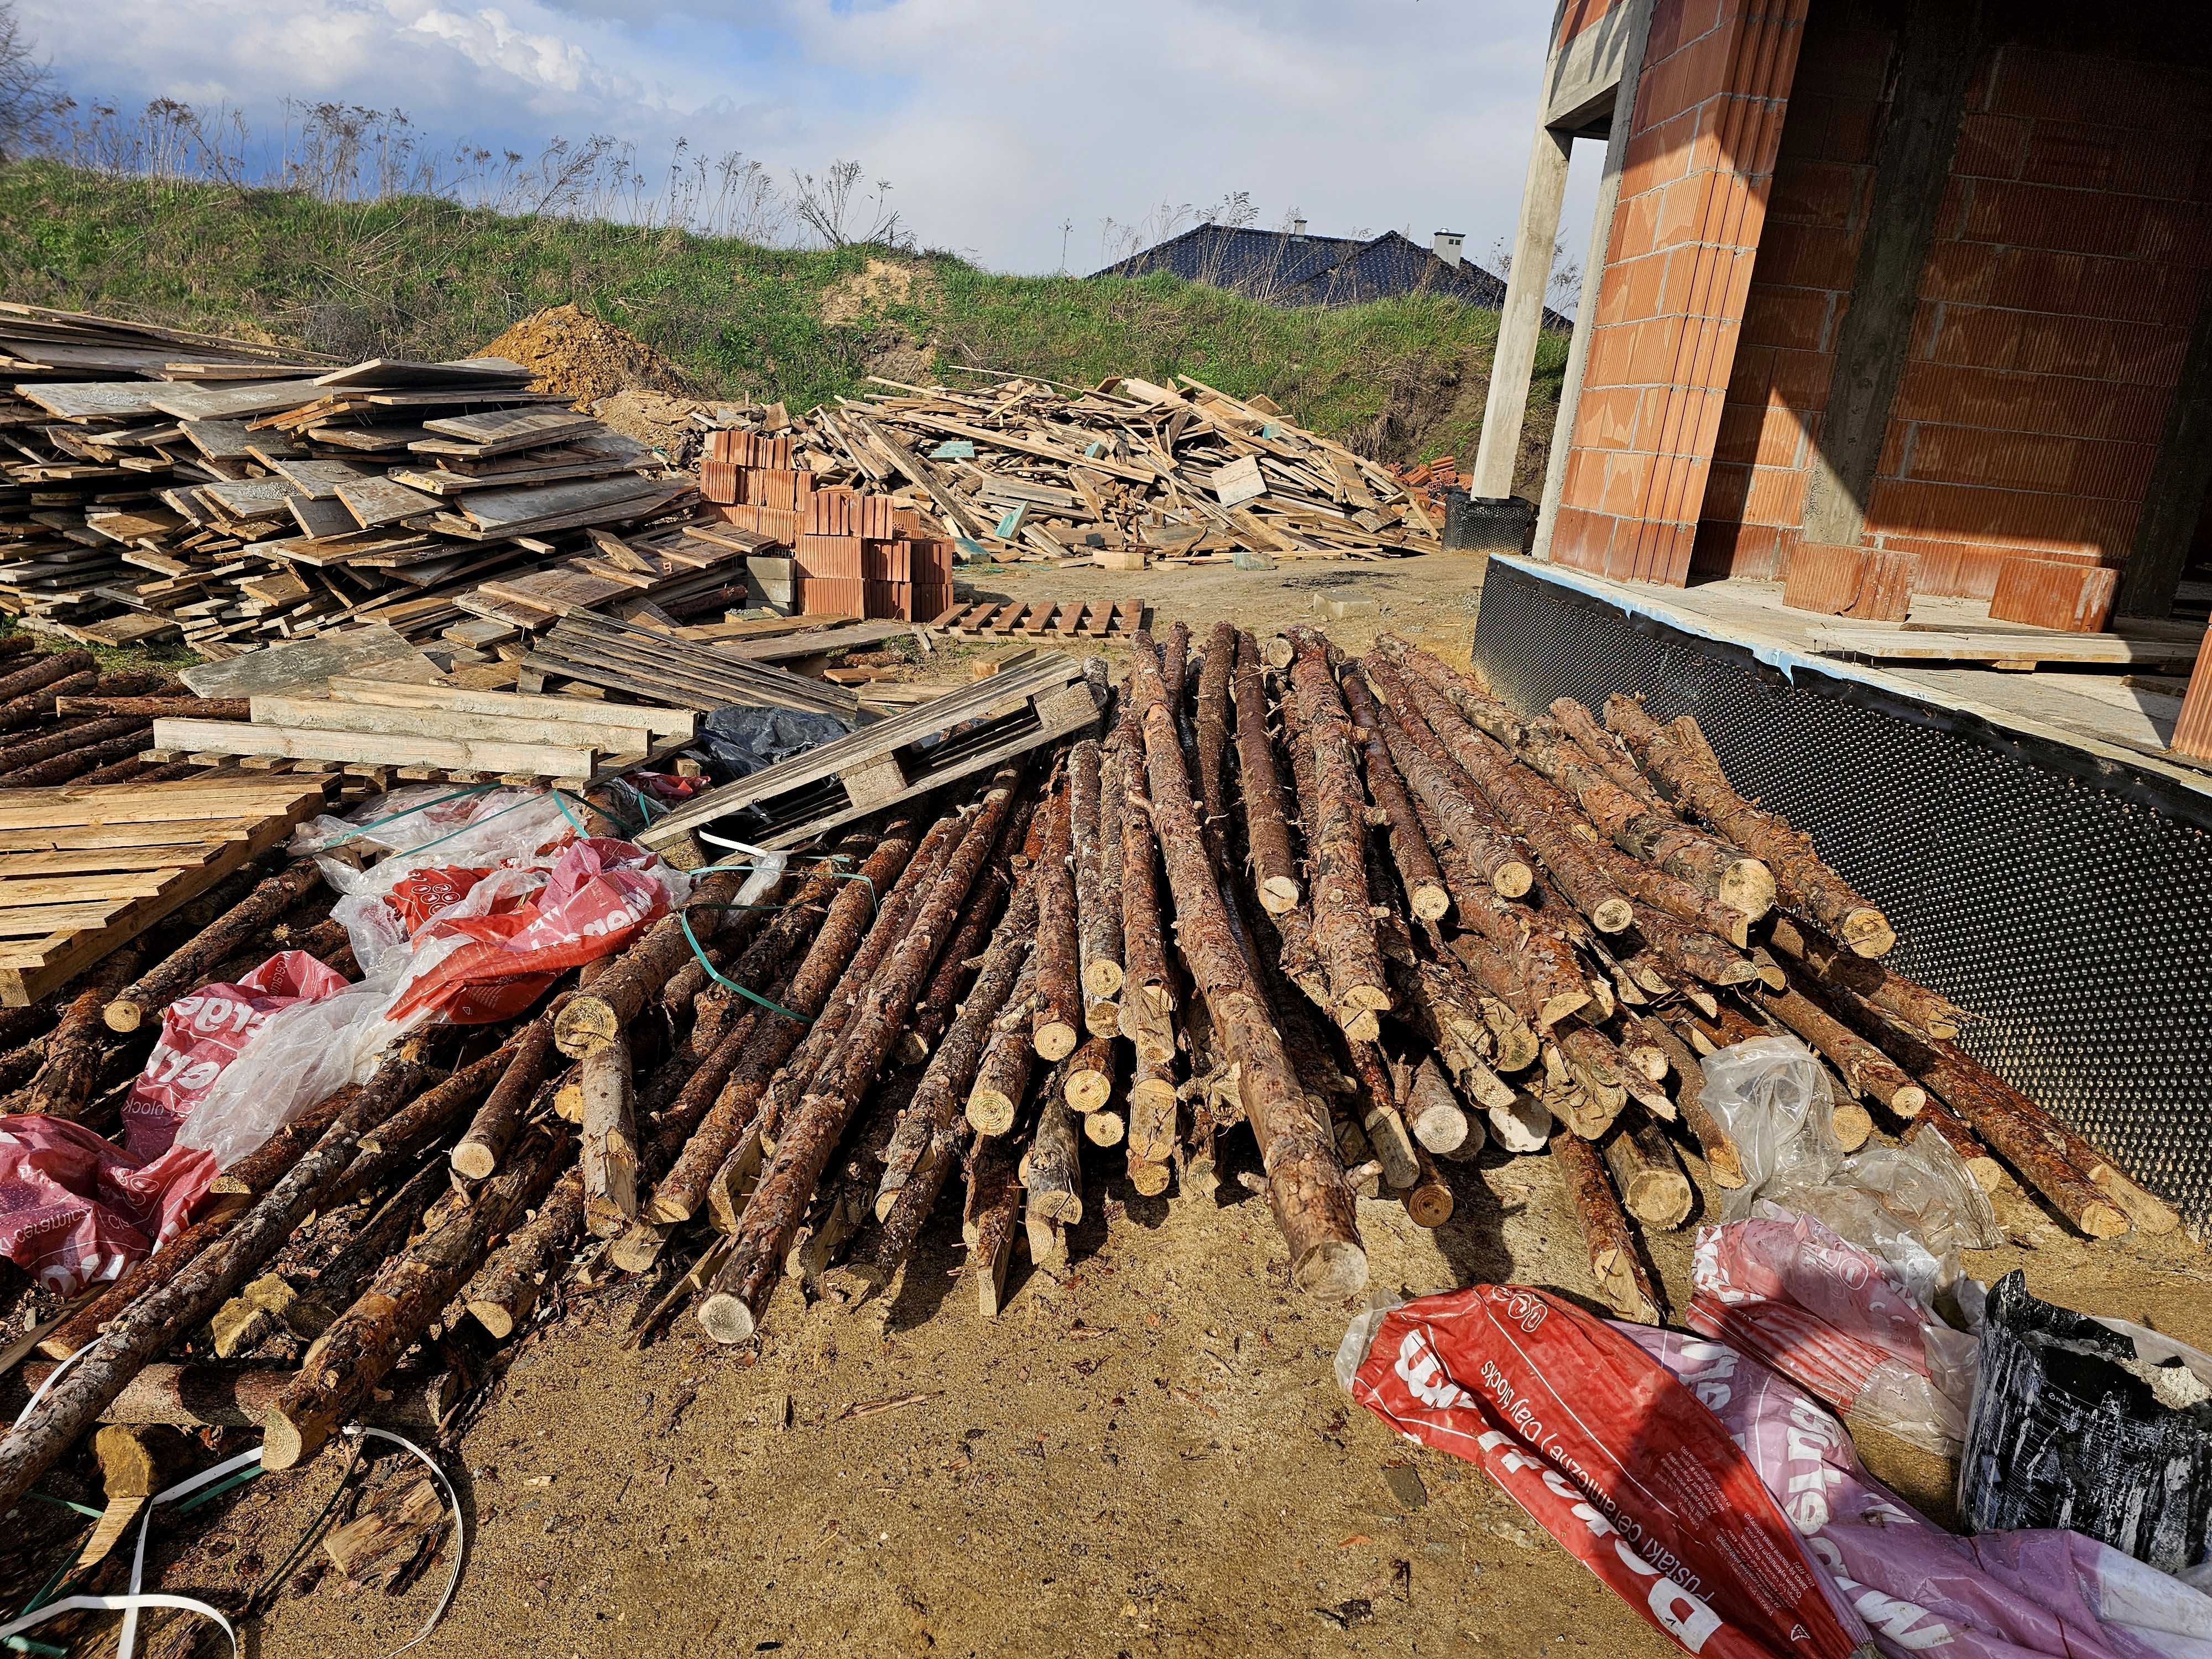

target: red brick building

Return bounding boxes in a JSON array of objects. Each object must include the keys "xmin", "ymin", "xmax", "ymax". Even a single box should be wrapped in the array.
[{"xmin": 1477, "ymin": 0, "xmax": 2212, "ymax": 658}]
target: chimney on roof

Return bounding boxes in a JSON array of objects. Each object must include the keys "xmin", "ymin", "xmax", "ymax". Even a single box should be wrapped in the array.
[
  {"xmin": 1433, "ymin": 231, "xmax": 1464, "ymax": 269},
  {"xmin": 1292, "ymin": 216, "xmax": 1308, "ymax": 237}
]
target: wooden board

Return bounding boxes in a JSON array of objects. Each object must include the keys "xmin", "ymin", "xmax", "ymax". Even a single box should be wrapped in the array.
[
  {"xmin": 1807, "ymin": 627, "xmax": 2202, "ymax": 667},
  {"xmin": 0, "ymin": 780, "xmax": 327, "ymax": 1005},
  {"xmin": 322, "ymin": 678, "xmax": 697, "ymax": 739},
  {"xmin": 179, "ymin": 625, "xmax": 442, "ymax": 696},
  {"xmin": 149, "ymin": 718, "xmax": 601, "ymax": 783},
  {"xmin": 247, "ymin": 695, "xmax": 652, "ymax": 755},
  {"xmin": 335, "ymin": 475, "xmax": 445, "ymax": 531}
]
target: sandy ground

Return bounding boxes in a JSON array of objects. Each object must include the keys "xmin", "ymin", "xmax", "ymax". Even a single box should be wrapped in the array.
[{"xmin": 94, "ymin": 556, "xmax": 2212, "ymax": 1657}]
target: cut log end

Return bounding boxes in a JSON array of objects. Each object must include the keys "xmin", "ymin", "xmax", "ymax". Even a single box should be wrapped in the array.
[
  {"xmin": 1590, "ymin": 899, "xmax": 1635, "ymax": 934},
  {"xmin": 1259, "ymin": 875, "xmax": 1303, "ymax": 915},
  {"xmin": 1291, "ymin": 1240, "xmax": 1369, "ymax": 1299},
  {"xmin": 102, "ymin": 999, "xmax": 144, "ymax": 1034},
  {"xmin": 1082, "ymin": 1110, "xmax": 1125, "ymax": 1147},
  {"xmin": 1335, "ymin": 1008, "xmax": 1383, "ymax": 1044},
  {"xmin": 1409, "ymin": 883, "xmax": 1452, "ymax": 922},
  {"xmin": 1490, "ymin": 862, "xmax": 1534, "ymax": 900},
  {"xmin": 2090, "ymin": 1168, "xmax": 2179, "ymax": 1236},
  {"xmin": 1083, "ymin": 998, "xmax": 1123, "ymax": 1038},
  {"xmin": 1410, "ymin": 1103, "xmax": 1470, "ymax": 1156},
  {"xmin": 450, "ymin": 1142, "xmax": 497, "ymax": 1181},
  {"xmin": 697, "ymin": 1291, "xmax": 759, "ymax": 1345},
  {"xmin": 551, "ymin": 1002, "xmax": 618, "ymax": 1058},
  {"xmin": 1832, "ymin": 1102, "xmax": 1874, "ymax": 1152},
  {"xmin": 1719, "ymin": 860, "xmax": 1777, "ymax": 920},
  {"xmin": 607, "ymin": 1220, "xmax": 670, "ymax": 1275},
  {"xmin": 1065, "ymin": 1068, "xmax": 1114, "ymax": 1115},
  {"xmin": 257, "ymin": 1415, "xmax": 313, "ymax": 1473},
  {"xmin": 1082, "ymin": 961, "xmax": 1126, "ymax": 999},
  {"xmin": 1401, "ymin": 1181, "xmax": 1454, "ymax": 1229},
  {"xmin": 1127, "ymin": 1160, "xmax": 1171, "ymax": 1197},
  {"xmin": 2080, "ymin": 1201, "xmax": 2132, "ymax": 1240},
  {"xmin": 1889, "ymin": 1084, "xmax": 1928, "ymax": 1118},
  {"xmin": 966, "ymin": 1090, "xmax": 1018, "ymax": 1137},
  {"xmin": 1841, "ymin": 909, "xmax": 1897, "ymax": 958},
  {"xmin": 1536, "ymin": 988, "xmax": 1593, "ymax": 1027},
  {"xmin": 1032, "ymin": 1019, "xmax": 1079, "ymax": 1062}
]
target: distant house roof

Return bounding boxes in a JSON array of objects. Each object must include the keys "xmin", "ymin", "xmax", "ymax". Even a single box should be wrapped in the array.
[{"xmin": 1091, "ymin": 224, "xmax": 1572, "ymax": 325}]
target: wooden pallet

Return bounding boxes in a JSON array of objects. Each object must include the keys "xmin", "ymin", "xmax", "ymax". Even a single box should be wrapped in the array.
[
  {"xmin": 639, "ymin": 653, "xmax": 1100, "ymax": 855},
  {"xmin": 929, "ymin": 599, "xmax": 1147, "ymax": 639},
  {"xmin": 0, "ymin": 780, "xmax": 331, "ymax": 1005},
  {"xmin": 521, "ymin": 612, "xmax": 859, "ymax": 719}
]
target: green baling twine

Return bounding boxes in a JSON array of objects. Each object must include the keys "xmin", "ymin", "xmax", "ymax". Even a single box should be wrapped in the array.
[{"xmin": 669, "ymin": 853, "xmax": 877, "ymax": 1026}]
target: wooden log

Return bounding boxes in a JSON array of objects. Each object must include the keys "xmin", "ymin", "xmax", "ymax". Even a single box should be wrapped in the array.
[
  {"xmin": 963, "ymin": 1129, "xmax": 1022, "ymax": 1318},
  {"xmin": 1343, "ymin": 1037, "xmax": 1418, "ymax": 1192},
  {"xmin": 1603, "ymin": 1115, "xmax": 1693, "ymax": 1228},
  {"xmin": 1363, "ymin": 672, "xmax": 1536, "ymax": 902},
  {"xmin": 453, "ymin": 1012, "xmax": 560, "ymax": 1179},
  {"xmin": 1021, "ymin": 1071, "xmax": 1083, "ymax": 1228},
  {"xmin": 1070, "ymin": 738, "xmax": 1124, "ymax": 1027},
  {"xmin": 55, "ymin": 695, "xmax": 251, "ymax": 721},
  {"xmin": 902, "ymin": 802, "xmax": 1029, "ymax": 1066},
  {"xmin": 554, "ymin": 869, "xmax": 744, "ymax": 1055},
  {"xmin": 1367, "ymin": 656, "xmax": 1634, "ymax": 933},
  {"xmin": 19, "ymin": 1360, "xmax": 450, "ymax": 1431},
  {"xmin": 1338, "ymin": 667, "xmax": 1453, "ymax": 920},
  {"xmin": 0, "ymin": 1055, "xmax": 425, "ymax": 1510},
  {"xmin": 643, "ymin": 824, "xmax": 918, "ymax": 1223},
  {"xmin": 263, "ymin": 1122, "xmax": 569, "ymax": 1468},
  {"xmin": 1391, "ymin": 958, "xmax": 1514, "ymax": 1121},
  {"xmin": 1548, "ymin": 1025, "xmax": 1629, "ymax": 1139},
  {"xmin": 1629, "ymin": 1015, "xmax": 1744, "ymax": 1187},
  {"xmin": 1548, "ymin": 696, "xmax": 1666, "ymax": 810},
  {"xmin": 700, "ymin": 773, "xmax": 1018, "ymax": 1342},
  {"xmin": 1625, "ymin": 900, "xmax": 1760, "ymax": 988},
  {"xmin": 1029, "ymin": 781, "xmax": 1082, "ymax": 1061},
  {"xmin": 1065, "ymin": 1033, "xmax": 1116, "ymax": 1115},
  {"xmin": 464, "ymin": 1170, "xmax": 582, "ymax": 1338},
  {"xmin": 1116, "ymin": 675, "xmax": 1178, "ymax": 1065},
  {"xmin": 1519, "ymin": 714, "xmax": 1773, "ymax": 919},
  {"xmin": 1130, "ymin": 655, "xmax": 1365, "ymax": 1296},
  {"xmin": 1765, "ymin": 916, "xmax": 1969, "ymax": 1040},
  {"xmin": 580, "ymin": 1032, "xmax": 638, "ymax": 1235},
  {"xmin": 17, "ymin": 945, "xmax": 145, "ymax": 1118},
  {"xmin": 0, "ymin": 716, "xmax": 149, "ymax": 776},
  {"xmin": 1906, "ymin": 1104, "xmax": 2005, "ymax": 1195},
  {"xmin": 966, "ymin": 946, "xmax": 1042, "ymax": 1136},
  {"xmin": 1760, "ymin": 978, "xmax": 1926, "ymax": 1116},
  {"xmin": 1604, "ymin": 697, "xmax": 1895, "ymax": 956},
  {"xmin": 1399, "ymin": 1140, "xmax": 1454, "ymax": 1229},
  {"xmin": 324, "ymin": 1042, "xmax": 513, "ymax": 1207},
  {"xmin": 1551, "ymin": 1129, "xmax": 1661, "ymax": 1324},
  {"xmin": 1489, "ymin": 1090, "xmax": 1552, "ymax": 1154},
  {"xmin": 1405, "ymin": 1054, "xmax": 1478, "ymax": 1157},
  {"xmin": 1195, "ymin": 620, "xmax": 1237, "ymax": 851},
  {"xmin": 1233, "ymin": 631, "xmax": 1301, "ymax": 913},
  {"xmin": 1126, "ymin": 1050, "xmax": 1178, "ymax": 1168},
  {"xmin": 103, "ymin": 860, "xmax": 326, "ymax": 1031},
  {"xmin": 1282, "ymin": 628, "xmax": 1390, "ymax": 1039}
]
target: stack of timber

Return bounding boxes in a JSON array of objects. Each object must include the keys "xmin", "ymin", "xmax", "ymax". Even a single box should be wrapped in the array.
[
  {"xmin": 0, "ymin": 620, "xmax": 2183, "ymax": 1633},
  {"xmin": 696, "ymin": 373, "xmax": 1441, "ymax": 567},
  {"xmin": 2, "ymin": 303, "xmax": 704, "ymax": 655}
]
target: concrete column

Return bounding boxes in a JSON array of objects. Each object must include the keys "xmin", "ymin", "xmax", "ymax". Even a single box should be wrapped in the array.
[
  {"xmin": 1801, "ymin": 0, "xmax": 1981, "ymax": 550},
  {"xmin": 1472, "ymin": 125, "xmax": 1574, "ymax": 499},
  {"xmin": 1533, "ymin": 0, "xmax": 1656, "ymax": 564}
]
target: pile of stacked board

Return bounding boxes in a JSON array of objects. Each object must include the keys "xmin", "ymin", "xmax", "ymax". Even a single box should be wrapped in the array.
[
  {"xmin": 700, "ymin": 429, "xmax": 954, "ymax": 620},
  {"xmin": 1, "ymin": 304, "xmax": 721, "ymax": 656}
]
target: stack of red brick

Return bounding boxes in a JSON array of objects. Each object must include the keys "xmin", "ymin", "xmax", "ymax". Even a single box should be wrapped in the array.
[{"xmin": 700, "ymin": 431, "xmax": 954, "ymax": 620}]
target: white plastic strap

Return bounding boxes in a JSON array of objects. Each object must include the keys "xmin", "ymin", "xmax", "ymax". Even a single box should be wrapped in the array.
[
  {"xmin": 694, "ymin": 832, "xmax": 789, "ymax": 909},
  {"xmin": 344, "ymin": 1426, "xmax": 465, "ymax": 1657},
  {"xmin": 10, "ymin": 1339, "xmax": 98, "ymax": 1429}
]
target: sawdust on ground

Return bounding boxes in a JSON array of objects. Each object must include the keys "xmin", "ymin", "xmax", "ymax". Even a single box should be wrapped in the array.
[
  {"xmin": 113, "ymin": 561, "xmax": 2212, "ymax": 1658},
  {"xmin": 481, "ymin": 304, "xmax": 691, "ymax": 405}
]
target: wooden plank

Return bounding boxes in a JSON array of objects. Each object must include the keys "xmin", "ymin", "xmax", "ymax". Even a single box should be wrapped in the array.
[
  {"xmin": 146, "ymin": 381, "xmax": 327, "ymax": 421},
  {"xmin": 0, "ymin": 900, "xmax": 141, "ymax": 937},
  {"xmin": 0, "ymin": 844, "xmax": 228, "ymax": 877},
  {"xmin": 1807, "ymin": 627, "xmax": 2201, "ymax": 666},
  {"xmin": 312, "ymin": 356, "xmax": 534, "ymax": 390},
  {"xmin": 414, "ymin": 408, "xmax": 601, "ymax": 455},
  {"xmin": 0, "ymin": 819, "xmax": 258, "ymax": 854},
  {"xmin": 0, "ymin": 789, "xmax": 319, "ymax": 832},
  {"xmin": 1212, "ymin": 454, "xmax": 1266, "ymax": 507},
  {"xmin": 452, "ymin": 474, "xmax": 667, "ymax": 531},
  {"xmin": 322, "ymin": 679, "xmax": 696, "ymax": 739},
  {"xmin": 0, "ymin": 872, "xmax": 179, "ymax": 907},
  {"xmin": 179, "ymin": 625, "xmax": 441, "ymax": 696},
  {"xmin": 149, "ymin": 719, "xmax": 598, "ymax": 782},
  {"xmin": 335, "ymin": 475, "xmax": 445, "ymax": 531},
  {"xmin": 249, "ymin": 695, "xmax": 651, "ymax": 754}
]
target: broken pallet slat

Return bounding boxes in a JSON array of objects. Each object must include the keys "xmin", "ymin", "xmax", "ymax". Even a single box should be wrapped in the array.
[{"xmin": 149, "ymin": 718, "xmax": 601, "ymax": 783}]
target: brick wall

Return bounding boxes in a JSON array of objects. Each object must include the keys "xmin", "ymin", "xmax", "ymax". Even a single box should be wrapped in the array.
[
  {"xmin": 1549, "ymin": 0, "xmax": 1810, "ymax": 584},
  {"xmin": 1558, "ymin": 0, "xmax": 1627, "ymax": 49},
  {"xmin": 1863, "ymin": 44, "xmax": 2212, "ymax": 598}
]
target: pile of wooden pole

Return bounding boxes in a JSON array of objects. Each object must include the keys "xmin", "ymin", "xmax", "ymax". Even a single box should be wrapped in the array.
[{"xmin": 0, "ymin": 620, "xmax": 2180, "ymax": 1540}]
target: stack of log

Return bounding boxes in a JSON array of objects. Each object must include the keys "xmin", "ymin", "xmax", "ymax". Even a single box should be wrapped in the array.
[
  {"xmin": 701, "ymin": 374, "xmax": 1442, "ymax": 567},
  {"xmin": 0, "ymin": 619, "xmax": 2180, "ymax": 1583}
]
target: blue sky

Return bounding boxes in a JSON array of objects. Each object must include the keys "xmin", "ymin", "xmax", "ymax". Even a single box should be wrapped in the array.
[{"xmin": 23, "ymin": 0, "xmax": 1604, "ymax": 279}]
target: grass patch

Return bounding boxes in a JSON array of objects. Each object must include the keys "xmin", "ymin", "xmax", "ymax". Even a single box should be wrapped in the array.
[{"xmin": 0, "ymin": 161, "xmax": 1568, "ymax": 478}]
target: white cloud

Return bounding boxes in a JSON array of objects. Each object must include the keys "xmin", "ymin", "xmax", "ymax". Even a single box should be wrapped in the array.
[{"xmin": 23, "ymin": 0, "xmax": 1605, "ymax": 277}]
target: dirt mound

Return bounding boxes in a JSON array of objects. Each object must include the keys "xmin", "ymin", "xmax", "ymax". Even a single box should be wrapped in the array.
[
  {"xmin": 820, "ymin": 257, "xmax": 930, "ymax": 326},
  {"xmin": 479, "ymin": 304, "xmax": 688, "ymax": 404}
]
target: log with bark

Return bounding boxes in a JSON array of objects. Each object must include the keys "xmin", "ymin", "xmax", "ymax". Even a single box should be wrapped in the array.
[
  {"xmin": 1604, "ymin": 697, "xmax": 1895, "ymax": 956},
  {"xmin": 1029, "ymin": 781, "xmax": 1082, "ymax": 1061},
  {"xmin": 580, "ymin": 1032, "xmax": 638, "ymax": 1235},
  {"xmin": 963, "ymin": 1130, "xmax": 1022, "ymax": 1318},
  {"xmin": 104, "ymin": 860, "xmax": 327, "ymax": 1031},
  {"xmin": 643, "ymin": 823, "xmax": 919, "ymax": 1224},
  {"xmin": 463, "ymin": 1170, "xmax": 583, "ymax": 1338},
  {"xmin": 1551, "ymin": 1128, "xmax": 1662, "ymax": 1324},
  {"xmin": 1603, "ymin": 1115, "xmax": 1693, "ymax": 1228},
  {"xmin": 1065, "ymin": 1033, "xmax": 1116, "ymax": 1116},
  {"xmin": 1765, "ymin": 917, "xmax": 1969, "ymax": 1040},
  {"xmin": 324, "ymin": 1042, "xmax": 514, "ymax": 1207},
  {"xmin": 966, "ymin": 944, "xmax": 1043, "ymax": 1137},
  {"xmin": 1130, "ymin": 654, "xmax": 1365, "ymax": 1296},
  {"xmin": 1021, "ymin": 1065, "xmax": 1083, "ymax": 1228},
  {"xmin": 1069, "ymin": 737, "xmax": 1123, "ymax": 1035},
  {"xmin": 14, "ymin": 945, "xmax": 145, "ymax": 1118},
  {"xmin": 1627, "ymin": 1014, "xmax": 1744, "ymax": 1187},
  {"xmin": 553, "ymin": 869, "xmax": 747, "ymax": 1055},
  {"xmin": 700, "ymin": 772, "xmax": 1019, "ymax": 1342},
  {"xmin": 17, "ymin": 1361, "xmax": 451, "ymax": 1431},
  {"xmin": 1547, "ymin": 696, "xmax": 1666, "ymax": 810},
  {"xmin": 1338, "ymin": 669, "xmax": 1454, "ymax": 921},
  {"xmin": 1759, "ymin": 977, "xmax": 1926, "ymax": 1117},
  {"xmin": 1194, "ymin": 620, "xmax": 1237, "ymax": 850},
  {"xmin": 1362, "ymin": 675, "xmax": 1539, "ymax": 906},
  {"xmin": 452, "ymin": 1011, "xmax": 560, "ymax": 1180},
  {"xmin": 1233, "ymin": 630, "xmax": 1301, "ymax": 914},
  {"xmin": 1281, "ymin": 628, "xmax": 1391, "ymax": 1039},
  {"xmin": 1115, "ymin": 675, "xmax": 1178, "ymax": 1067},
  {"xmin": 1405, "ymin": 1056, "xmax": 1481, "ymax": 1160},
  {"xmin": 0, "ymin": 1052, "xmax": 427, "ymax": 1510},
  {"xmin": 262, "ymin": 1121, "xmax": 570, "ymax": 1468}
]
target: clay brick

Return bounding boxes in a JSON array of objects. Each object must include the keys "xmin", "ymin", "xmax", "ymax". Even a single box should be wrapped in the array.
[
  {"xmin": 1766, "ymin": 160, "xmax": 1862, "ymax": 230},
  {"xmin": 1580, "ymin": 387, "xmax": 1644, "ymax": 451},
  {"xmin": 2013, "ymin": 314, "xmax": 2114, "ymax": 379},
  {"xmin": 1987, "ymin": 557, "xmax": 2119, "ymax": 632},
  {"xmin": 2172, "ymin": 635, "xmax": 2212, "ymax": 763},
  {"xmin": 1690, "ymin": 518, "xmax": 1785, "ymax": 580},
  {"xmin": 1775, "ymin": 91, "xmax": 1881, "ymax": 168},
  {"xmin": 1601, "ymin": 450, "xmax": 1658, "ymax": 518},
  {"xmin": 1917, "ymin": 241, "xmax": 1997, "ymax": 305},
  {"xmin": 795, "ymin": 533, "xmax": 862, "ymax": 580},
  {"xmin": 1962, "ymin": 180, "xmax": 2148, "ymax": 257},
  {"xmin": 1749, "ymin": 220, "xmax": 1860, "ymax": 291},
  {"xmin": 1561, "ymin": 447, "xmax": 1608, "ymax": 512},
  {"xmin": 798, "ymin": 575, "xmax": 865, "ymax": 618},
  {"xmin": 1629, "ymin": 315, "xmax": 1690, "ymax": 384},
  {"xmin": 1742, "ymin": 463, "xmax": 1808, "ymax": 527},
  {"xmin": 1885, "ymin": 537, "xmax": 2006, "ymax": 599},
  {"xmin": 699, "ymin": 459, "xmax": 740, "ymax": 505},
  {"xmin": 862, "ymin": 539, "xmax": 911, "ymax": 582},
  {"xmin": 1551, "ymin": 507, "xmax": 1619, "ymax": 576},
  {"xmin": 1782, "ymin": 541, "xmax": 1916, "ymax": 619},
  {"xmin": 1741, "ymin": 285, "xmax": 1832, "ymax": 351},
  {"xmin": 1952, "ymin": 114, "xmax": 2030, "ymax": 181}
]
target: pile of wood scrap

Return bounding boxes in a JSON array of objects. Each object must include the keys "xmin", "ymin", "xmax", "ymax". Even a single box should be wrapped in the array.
[
  {"xmin": 700, "ymin": 374, "xmax": 1441, "ymax": 566},
  {"xmin": 0, "ymin": 620, "xmax": 2182, "ymax": 1642},
  {"xmin": 2, "ymin": 304, "xmax": 700, "ymax": 656}
]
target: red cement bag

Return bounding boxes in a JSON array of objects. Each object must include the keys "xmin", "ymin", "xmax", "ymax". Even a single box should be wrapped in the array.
[{"xmin": 1346, "ymin": 1285, "xmax": 1873, "ymax": 1658}]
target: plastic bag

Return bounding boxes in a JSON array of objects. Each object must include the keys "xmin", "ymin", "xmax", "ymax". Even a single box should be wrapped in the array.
[
  {"xmin": 1700, "ymin": 1036, "xmax": 1846, "ymax": 1214},
  {"xmin": 1635, "ymin": 1327, "xmax": 2212, "ymax": 1658},
  {"xmin": 1340, "ymin": 1283, "xmax": 1872, "ymax": 1658},
  {"xmin": 1961, "ymin": 1271, "xmax": 2212, "ymax": 1587},
  {"xmin": 695, "ymin": 704, "xmax": 849, "ymax": 781},
  {"xmin": 0, "ymin": 1115, "xmax": 202, "ymax": 1294},
  {"xmin": 1688, "ymin": 1209, "xmax": 1980, "ymax": 1456}
]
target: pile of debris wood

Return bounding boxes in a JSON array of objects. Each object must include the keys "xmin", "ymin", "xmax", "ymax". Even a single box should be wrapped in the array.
[
  {"xmin": 702, "ymin": 374, "xmax": 1443, "ymax": 568},
  {"xmin": 2, "ymin": 304, "xmax": 718, "ymax": 657},
  {"xmin": 0, "ymin": 619, "xmax": 2179, "ymax": 1645}
]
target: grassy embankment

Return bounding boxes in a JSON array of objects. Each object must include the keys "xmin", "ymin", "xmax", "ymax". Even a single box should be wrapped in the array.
[{"xmin": 0, "ymin": 161, "xmax": 1568, "ymax": 481}]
